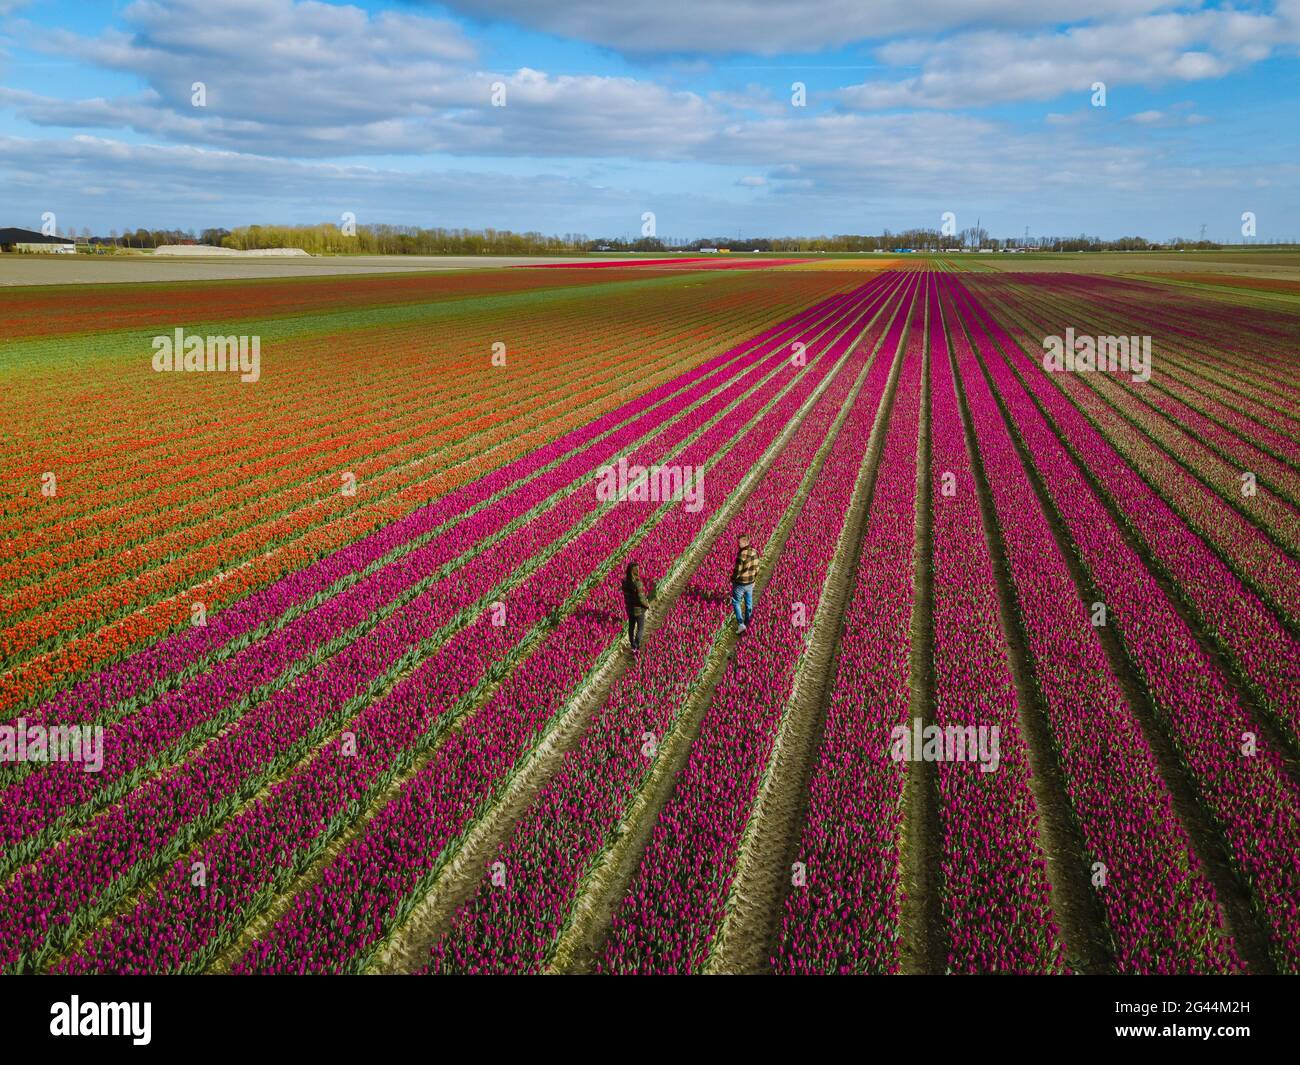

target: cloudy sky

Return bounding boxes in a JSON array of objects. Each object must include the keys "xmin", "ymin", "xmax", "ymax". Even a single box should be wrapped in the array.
[{"xmin": 1, "ymin": 0, "xmax": 1297, "ymax": 240}]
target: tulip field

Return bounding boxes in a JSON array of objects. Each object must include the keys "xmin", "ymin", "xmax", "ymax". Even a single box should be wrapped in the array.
[{"xmin": 2, "ymin": 257, "xmax": 1298, "ymax": 975}]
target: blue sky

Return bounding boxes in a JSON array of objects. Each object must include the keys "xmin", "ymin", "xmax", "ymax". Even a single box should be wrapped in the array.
[{"xmin": 1, "ymin": 0, "xmax": 1297, "ymax": 240}]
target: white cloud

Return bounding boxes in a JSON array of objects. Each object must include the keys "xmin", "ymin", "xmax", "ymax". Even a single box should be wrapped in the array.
[
  {"xmin": 429, "ymin": 0, "xmax": 1186, "ymax": 55},
  {"xmin": 0, "ymin": 132, "xmax": 636, "ymax": 229},
  {"xmin": 1127, "ymin": 101, "xmax": 1211, "ymax": 126},
  {"xmin": 839, "ymin": 8, "xmax": 1300, "ymax": 109},
  {"xmin": 1, "ymin": 0, "xmax": 1294, "ymax": 238},
  {"xmin": 9, "ymin": 1, "xmax": 721, "ymax": 159}
]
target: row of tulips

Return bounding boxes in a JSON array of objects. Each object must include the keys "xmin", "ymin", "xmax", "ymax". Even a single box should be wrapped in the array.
[
  {"xmin": 769, "ymin": 283, "xmax": 926, "ymax": 975},
  {"xmin": 4, "ymin": 324, "xmax": 757, "ymax": 661},
  {"xmin": 7, "ymin": 282, "xmax": 870, "ymax": 726},
  {"xmin": 990, "ymin": 280, "xmax": 1300, "ymax": 552},
  {"xmin": 3, "ymin": 338, "xmax": 675, "ymax": 614},
  {"xmin": 970, "ymin": 286, "xmax": 1300, "ymax": 746},
  {"xmin": 598, "ymin": 279, "xmax": 921, "ymax": 974},
  {"xmin": 217, "ymin": 279, "xmax": 887, "ymax": 975},
  {"xmin": 2, "ymin": 280, "xmax": 836, "ymax": 597},
  {"xmin": 47, "ymin": 279, "xmax": 888, "ymax": 975},
  {"xmin": 948, "ymin": 276, "xmax": 1300, "ymax": 972},
  {"xmin": 4, "ymin": 270, "xmax": 850, "ymax": 538},
  {"xmin": 3, "ymin": 271, "xmax": 863, "ymax": 707},
  {"xmin": 939, "ymin": 278, "xmax": 1241, "ymax": 973},
  {"xmin": 998, "ymin": 276, "xmax": 1300, "ymax": 483},
  {"xmin": 927, "ymin": 277, "xmax": 1065, "ymax": 973},
  {"xmin": 0, "ymin": 286, "xmax": 872, "ymax": 867},
  {"xmin": 995, "ymin": 273, "xmax": 1299, "ymax": 401},
  {"xmin": 425, "ymin": 273, "xmax": 913, "ymax": 974}
]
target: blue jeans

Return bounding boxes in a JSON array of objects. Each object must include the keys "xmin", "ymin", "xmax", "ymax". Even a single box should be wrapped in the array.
[{"xmin": 732, "ymin": 583, "xmax": 754, "ymax": 626}]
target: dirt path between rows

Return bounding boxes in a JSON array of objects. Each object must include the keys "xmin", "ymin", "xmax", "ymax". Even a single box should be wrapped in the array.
[
  {"xmin": 703, "ymin": 289, "xmax": 912, "ymax": 974},
  {"xmin": 943, "ymin": 290, "xmax": 1112, "ymax": 974},
  {"xmin": 369, "ymin": 310, "xmax": 880, "ymax": 974},
  {"xmin": 899, "ymin": 287, "xmax": 944, "ymax": 975}
]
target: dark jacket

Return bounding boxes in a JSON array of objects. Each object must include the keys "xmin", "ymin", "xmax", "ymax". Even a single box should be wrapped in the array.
[
  {"xmin": 622, "ymin": 574, "xmax": 650, "ymax": 616},
  {"xmin": 732, "ymin": 545, "xmax": 760, "ymax": 585}
]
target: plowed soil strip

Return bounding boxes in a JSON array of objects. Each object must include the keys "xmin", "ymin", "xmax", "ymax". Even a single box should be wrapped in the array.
[{"xmin": 703, "ymin": 278, "xmax": 912, "ymax": 975}]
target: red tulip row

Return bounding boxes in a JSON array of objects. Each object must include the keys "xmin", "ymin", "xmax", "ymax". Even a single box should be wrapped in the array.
[{"xmin": 50, "ymin": 279, "xmax": 887, "ymax": 975}]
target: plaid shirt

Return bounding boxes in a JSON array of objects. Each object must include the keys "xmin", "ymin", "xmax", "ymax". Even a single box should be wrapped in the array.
[{"xmin": 731, "ymin": 545, "xmax": 760, "ymax": 585}]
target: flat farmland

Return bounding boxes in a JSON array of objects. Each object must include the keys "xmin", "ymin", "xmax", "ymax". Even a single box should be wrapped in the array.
[
  {"xmin": 0, "ymin": 254, "xmax": 624, "ymax": 287},
  {"xmin": 2, "ymin": 258, "xmax": 1297, "ymax": 975}
]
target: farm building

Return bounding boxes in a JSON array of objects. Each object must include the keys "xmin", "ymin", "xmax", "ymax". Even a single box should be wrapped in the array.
[{"xmin": 0, "ymin": 227, "xmax": 76, "ymax": 253}]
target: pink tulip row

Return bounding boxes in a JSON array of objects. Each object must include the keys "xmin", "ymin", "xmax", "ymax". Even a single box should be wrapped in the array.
[
  {"xmin": 0, "ymin": 288, "xmax": 868, "ymax": 867},
  {"xmin": 1038, "ymin": 367, "xmax": 1300, "ymax": 627},
  {"xmin": 51, "ymin": 279, "xmax": 888, "ymax": 975},
  {"xmin": 974, "ymin": 275, "xmax": 1300, "ymax": 448},
  {"xmin": 926, "ymin": 278, "xmax": 1066, "ymax": 974},
  {"xmin": 424, "ymin": 273, "xmax": 915, "ymax": 974},
  {"xmin": 770, "ymin": 282, "xmax": 926, "ymax": 974},
  {"xmin": 939, "ymin": 278, "xmax": 1241, "ymax": 973},
  {"xmin": 3, "ymin": 299, "xmax": 871, "ymax": 969},
  {"xmin": 999, "ymin": 275, "xmax": 1300, "ymax": 488},
  {"xmin": 949, "ymin": 277, "xmax": 1300, "ymax": 973},
  {"xmin": 596, "ymin": 279, "xmax": 921, "ymax": 974},
  {"xmin": 989, "ymin": 280, "xmax": 1300, "ymax": 551},
  {"xmin": 971, "ymin": 285, "xmax": 1300, "ymax": 740},
  {"xmin": 224, "ymin": 281, "xmax": 889, "ymax": 975},
  {"xmin": 993, "ymin": 273, "xmax": 1299, "ymax": 398},
  {"xmin": 12, "ymin": 283, "xmax": 875, "ymax": 734}
]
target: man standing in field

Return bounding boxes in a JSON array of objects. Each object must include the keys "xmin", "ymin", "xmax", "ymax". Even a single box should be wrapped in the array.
[
  {"xmin": 731, "ymin": 534, "xmax": 761, "ymax": 633},
  {"xmin": 622, "ymin": 561, "xmax": 652, "ymax": 653}
]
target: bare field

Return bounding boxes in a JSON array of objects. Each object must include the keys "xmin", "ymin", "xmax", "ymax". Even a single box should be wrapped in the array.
[{"xmin": 0, "ymin": 253, "xmax": 605, "ymax": 286}]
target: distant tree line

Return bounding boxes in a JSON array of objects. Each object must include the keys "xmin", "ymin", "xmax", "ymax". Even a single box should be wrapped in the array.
[
  {"xmin": 587, "ymin": 230, "xmax": 1258, "ymax": 253},
  {"xmin": 68, "ymin": 222, "xmax": 1296, "ymax": 255},
  {"xmin": 220, "ymin": 224, "xmax": 588, "ymax": 255}
]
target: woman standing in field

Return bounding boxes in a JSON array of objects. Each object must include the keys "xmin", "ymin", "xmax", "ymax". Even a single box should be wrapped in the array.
[{"xmin": 622, "ymin": 561, "xmax": 652, "ymax": 653}]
